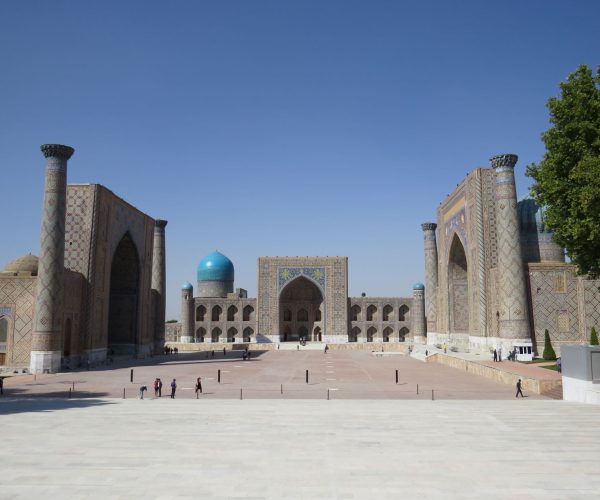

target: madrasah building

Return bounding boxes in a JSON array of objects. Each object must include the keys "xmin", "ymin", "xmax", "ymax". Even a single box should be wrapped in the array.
[
  {"xmin": 168, "ymin": 153, "xmax": 600, "ymax": 358},
  {"xmin": 2, "ymin": 147, "xmax": 599, "ymax": 373}
]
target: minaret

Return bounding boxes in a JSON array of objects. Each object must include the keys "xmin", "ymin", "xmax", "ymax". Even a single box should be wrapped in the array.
[
  {"xmin": 180, "ymin": 282, "xmax": 194, "ymax": 343},
  {"xmin": 30, "ymin": 144, "xmax": 75, "ymax": 374},
  {"xmin": 421, "ymin": 223, "xmax": 438, "ymax": 333},
  {"xmin": 411, "ymin": 283, "xmax": 426, "ymax": 344},
  {"xmin": 491, "ymin": 154, "xmax": 531, "ymax": 343},
  {"xmin": 151, "ymin": 219, "xmax": 168, "ymax": 352}
]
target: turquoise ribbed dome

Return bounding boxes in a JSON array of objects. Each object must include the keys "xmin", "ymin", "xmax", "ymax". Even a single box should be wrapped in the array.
[
  {"xmin": 181, "ymin": 281, "xmax": 193, "ymax": 290},
  {"xmin": 517, "ymin": 196, "xmax": 551, "ymax": 233},
  {"xmin": 413, "ymin": 282, "xmax": 425, "ymax": 290},
  {"xmin": 197, "ymin": 251, "xmax": 234, "ymax": 282}
]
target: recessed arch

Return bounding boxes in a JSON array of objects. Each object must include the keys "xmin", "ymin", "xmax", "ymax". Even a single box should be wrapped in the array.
[
  {"xmin": 399, "ymin": 326, "xmax": 409, "ymax": 342},
  {"xmin": 448, "ymin": 232, "xmax": 469, "ymax": 333},
  {"xmin": 243, "ymin": 305, "xmax": 254, "ymax": 322},
  {"xmin": 367, "ymin": 305, "xmax": 377, "ymax": 321},
  {"xmin": 383, "ymin": 305, "xmax": 393, "ymax": 322},
  {"xmin": 227, "ymin": 327, "xmax": 237, "ymax": 343},
  {"xmin": 196, "ymin": 305, "xmax": 206, "ymax": 322},
  {"xmin": 227, "ymin": 305, "xmax": 238, "ymax": 322},
  {"xmin": 212, "ymin": 305, "xmax": 222, "ymax": 322},
  {"xmin": 367, "ymin": 326, "xmax": 377, "ymax": 342},
  {"xmin": 399, "ymin": 304, "xmax": 409, "ymax": 321},
  {"xmin": 196, "ymin": 327, "xmax": 206, "ymax": 343},
  {"xmin": 351, "ymin": 305, "xmax": 361, "ymax": 321},
  {"xmin": 349, "ymin": 326, "xmax": 360, "ymax": 343},
  {"xmin": 383, "ymin": 326, "xmax": 393, "ymax": 343},
  {"xmin": 211, "ymin": 327, "xmax": 221, "ymax": 343},
  {"xmin": 279, "ymin": 276, "xmax": 324, "ymax": 342},
  {"xmin": 243, "ymin": 327, "xmax": 253, "ymax": 342}
]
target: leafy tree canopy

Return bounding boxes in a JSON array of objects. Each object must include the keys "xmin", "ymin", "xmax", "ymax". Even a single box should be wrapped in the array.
[{"xmin": 527, "ymin": 65, "xmax": 600, "ymax": 277}]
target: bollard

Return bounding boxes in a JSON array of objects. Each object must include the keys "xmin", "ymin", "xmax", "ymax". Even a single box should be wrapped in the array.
[
  {"xmin": 417, "ymin": 383, "xmax": 419, "ymax": 395},
  {"xmin": 281, "ymin": 384, "xmax": 283, "ymax": 395},
  {"xmin": 432, "ymin": 389, "xmax": 434, "ymax": 401},
  {"xmin": 306, "ymin": 369, "xmax": 309, "ymax": 384},
  {"xmin": 68, "ymin": 388, "xmax": 72, "ymax": 398},
  {"xmin": 240, "ymin": 388, "xmax": 243, "ymax": 400},
  {"xmin": 123, "ymin": 388, "xmax": 125, "ymax": 399},
  {"xmin": 218, "ymin": 369, "xmax": 221, "ymax": 384},
  {"xmin": 395, "ymin": 370, "xmax": 398, "ymax": 384},
  {"xmin": 130, "ymin": 369, "xmax": 133, "ymax": 383},
  {"xmin": 196, "ymin": 391, "xmax": 199, "ymax": 400},
  {"xmin": 34, "ymin": 374, "xmax": 36, "ymax": 381},
  {"xmin": 327, "ymin": 389, "xmax": 330, "ymax": 400},
  {"xmin": 72, "ymin": 381, "xmax": 75, "ymax": 391}
]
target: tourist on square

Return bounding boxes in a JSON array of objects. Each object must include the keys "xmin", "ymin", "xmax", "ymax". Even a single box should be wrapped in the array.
[
  {"xmin": 223, "ymin": 347, "xmax": 226, "ymax": 357},
  {"xmin": 324, "ymin": 344, "xmax": 329, "ymax": 354},
  {"xmin": 516, "ymin": 379, "xmax": 524, "ymax": 398},
  {"xmin": 0, "ymin": 377, "xmax": 3, "ymax": 395},
  {"xmin": 154, "ymin": 378, "xmax": 160, "ymax": 397},
  {"xmin": 170, "ymin": 378, "xmax": 177, "ymax": 398},
  {"xmin": 556, "ymin": 357, "xmax": 562, "ymax": 373},
  {"xmin": 498, "ymin": 347, "xmax": 502, "ymax": 362},
  {"xmin": 211, "ymin": 350, "xmax": 215, "ymax": 358},
  {"xmin": 158, "ymin": 378, "xmax": 163, "ymax": 397},
  {"xmin": 195, "ymin": 377, "xmax": 202, "ymax": 396},
  {"xmin": 139, "ymin": 385, "xmax": 147, "ymax": 399},
  {"xmin": 493, "ymin": 348, "xmax": 498, "ymax": 362}
]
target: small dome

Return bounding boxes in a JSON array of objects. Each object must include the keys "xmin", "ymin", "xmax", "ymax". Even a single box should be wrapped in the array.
[
  {"xmin": 3, "ymin": 254, "xmax": 38, "ymax": 274},
  {"xmin": 413, "ymin": 282, "xmax": 425, "ymax": 290},
  {"xmin": 197, "ymin": 251, "xmax": 234, "ymax": 282},
  {"xmin": 517, "ymin": 196, "xmax": 551, "ymax": 233},
  {"xmin": 181, "ymin": 281, "xmax": 193, "ymax": 290}
]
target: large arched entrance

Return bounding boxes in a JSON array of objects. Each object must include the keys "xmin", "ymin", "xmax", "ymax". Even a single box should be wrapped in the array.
[
  {"xmin": 279, "ymin": 276, "xmax": 323, "ymax": 342},
  {"xmin": 108, "ymin": 233, "xmax": 140, "ymax": 354},
  {"xmin": 448, "ymin": 234, "xmax": 469, "ymax": 333}
]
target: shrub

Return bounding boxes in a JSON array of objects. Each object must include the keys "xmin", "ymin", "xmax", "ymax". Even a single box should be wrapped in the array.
[
  {"xmin": 591, "ymin": 327, "xmax": 599, "ymax": 345},
  {"xmin": 542, "ymin": 330, "xmax": 557, "ymax": 360}
]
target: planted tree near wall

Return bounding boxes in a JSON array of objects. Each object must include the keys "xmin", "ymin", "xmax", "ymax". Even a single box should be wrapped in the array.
[
  {"xmin": 542, "ymin": 329, "xmax": 557, "ymax": 360},
  {"xmin": 590, "ymin": 326, "xmax": 599, "ymax": 345}
]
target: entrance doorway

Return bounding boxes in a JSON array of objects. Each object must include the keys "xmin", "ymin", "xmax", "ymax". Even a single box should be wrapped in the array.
[{"xmin": 279, "ymin": 276, "xmax": 323, "ymax": 341}]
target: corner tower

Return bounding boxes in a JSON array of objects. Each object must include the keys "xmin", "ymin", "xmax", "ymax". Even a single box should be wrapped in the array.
[{"xmin": 421, "ymin": 223, "xmax": 438, "ymax": 333}]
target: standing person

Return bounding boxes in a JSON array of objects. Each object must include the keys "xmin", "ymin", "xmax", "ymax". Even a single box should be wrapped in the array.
[
  {"xmin": 515, "ymin": 379, "xmax": 524, "ymax": 398},
  {"xmin": 498, "ymin": 347, "xmax": 502, "ymax": 362},
  {"xmin": 139, "ymin": 385, "xmax": 147, "ymax": 399},
  {"xmin": 170, "ymin": 379, "xmax": 177, "ymax": 399},
  {"xmin": 158, "ymin": 378, "xmax": 163, "ymax": 397},
  {"xmin": 0, "ymin": 376, "xmax": 3, "ymax": 395},
  {"xmin": 211, "ymin": 350, "xmax": 215, "ymax": 358},
  {"xmin": 154, "ymin": 378, "xmax": 160, "ymax": 397},
  {"xmin": 557, "ymin": 357, "xmax": 562, "ymax": 373},
  {"xmin": 223, "ymin": 347, "xmax": 226, "ymax": 357},
  {"xmin": 195, "ymin": 377, "xmax": 203, "ymax": 396},
  {"xmin": 493, "ymin": 349, "xmax": 498, "ymax": 362},
  {"xmin": 324, "ymin": 344, "xmax": 329, "ymax": 355}
]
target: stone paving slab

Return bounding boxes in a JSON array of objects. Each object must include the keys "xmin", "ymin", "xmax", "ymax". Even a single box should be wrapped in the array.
[
  {"xmin": 1, "ymin": 350, "xmax": 551, "ymax": 400},
  {"xmin": 1, "ymin": 399, "xmax": 599, "ymax": 499}
]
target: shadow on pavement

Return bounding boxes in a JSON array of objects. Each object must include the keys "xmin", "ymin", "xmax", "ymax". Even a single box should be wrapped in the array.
[{"xmin": 0, "ymin": 396, "xmax": 115, "ymax": 415}]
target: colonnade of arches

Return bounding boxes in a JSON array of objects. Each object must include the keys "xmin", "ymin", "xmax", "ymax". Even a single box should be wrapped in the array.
[
  {"xmin": 350, "ymin": 304, "xmax": 410, "ymax": 322},
  {"xmin": 194, "ymin": 304, "xmax": 255, "ymax": 343},
  {"xmin": 195, "ymin": 326, "xmax": 255, "ymax": 343},
  {"xmin": 196, "ymin": 304, "xmax": 255, "ymax": 323},
  {"xmin": 348, "ymin": 326, "xmax": 410, "ymax": 343}
]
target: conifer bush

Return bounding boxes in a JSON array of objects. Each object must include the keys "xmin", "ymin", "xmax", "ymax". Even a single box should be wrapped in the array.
[
  {"xmin": 542, "ymin": 329, "xmax": 557, "ymax": 360},
  {"xmin": 590, "ymin": 327, "xmax": 599, "ymax": 346}
]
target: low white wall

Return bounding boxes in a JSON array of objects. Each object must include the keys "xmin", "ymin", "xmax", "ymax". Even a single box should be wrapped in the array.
[{"xmin": 562, "ymin": 376, "xmax": 600, "ymax": 405}]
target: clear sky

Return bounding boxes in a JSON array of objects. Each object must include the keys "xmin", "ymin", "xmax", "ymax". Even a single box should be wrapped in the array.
[{"xmin": 1, "ymin": 1, "xmax": 598, "ymax": 320}]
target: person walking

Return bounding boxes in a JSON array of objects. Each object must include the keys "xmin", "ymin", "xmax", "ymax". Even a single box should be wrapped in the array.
[
  {"xmin": 139, "ymin": 385, "xmax": 147, "ymax": 399},
  {"xmin": 516, "ymin": 379, "xmax": 524, "ymax": 398},
  {"xmin": 154, "ymin": 378, "xmax": 160, "ymax": 397},
  {"xmin": 170, "ymin": 378, "xmax": 177, "ymax": 399},
  {"xmin": 195, "ymin": 377, "xmax": 203, "ymax": 397},
  {"xmin": 493, "ymin": 348, "xmax": 498, "ymax": 362}
]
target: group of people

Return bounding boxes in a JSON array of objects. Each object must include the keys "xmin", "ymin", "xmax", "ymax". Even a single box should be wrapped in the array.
[
  {"xmin": 164, "ymin": 346, "xmax": 178, "ymax": 355},
  {"xmin": 493, "ymin": 347, "xmax": 519, "ymax": 362},
  {"xmin": 140, "ymin": 377, "xmax": 178, "ymax": 399}
]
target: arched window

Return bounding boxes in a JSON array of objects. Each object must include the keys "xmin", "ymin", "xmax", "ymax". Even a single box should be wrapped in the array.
[
  {"xmin": 313, "ymin": 326, "xmax": 322, "ymax": 342},
  {"xmin": 212, "ymin": 305, "xmax": 222, "ymax": 322},
  {"xmin": 196, "ymin": 327, "xmax": 206, "ymax": 343},
  {"xmin": 227, "ymin": 305, "xmax": 238, "ymax": 322},
  {"xmin": 383, "ymin": 326, "xmax": 393, "ymax": 343},
  {"xmin": 243, "ymin": 327, "xmax": 253, "ymax": 342},
  {"xmin": 349, "ymin": 327, "xmax": 360, "ymax": 343},
  {"xmin": 243, "ymin": 305, "xmax": 254, "ymax": 322},
  {"xmin": 283, "ymin": 309, "xmax": 292, "ymax": 322},
  {"xmin": 298, "ymin": 326, "xmax": 308, "ymax": 339},
  {"xmin": 211, "ymin": 327, "xmax": 221, "ymax": 343},
  {"xmin": 367, "ymin": 305, "xmax": 377, "ymax": 321},
  {"xmin": 399, "ymin": 304, "xmax": 409, "ymax": 321},
  {"xmin": 367, "ymin": 326, "xmax": 377, "ymax": 342},
  {"xmin": 351, "ymin": 305, "xmax": 361, "ymax": 321},
  {"xmin": 315, "ymin": 309, "xmax": 322, "ymax": 322},
  {"xmin": 0, "ymin": 317, "xmax": 8, "ymax": 344},
  {"xmin": 399, "ymin": 327, "xmax": 409, "ymax": 342},
  {"xmin": 227, "ymin": 327, "xmax": 237, "ymax": 343},
  {"xmin": 196, "ymin": 305, "xmax": 206, "ymax": 322},
  {"xmin": 383, "ymin": 305, "xmax": 393, "ymax": 322},
  {"xmin": 297, "ymin": 309, "xmax": 308, "ymax": 322}
]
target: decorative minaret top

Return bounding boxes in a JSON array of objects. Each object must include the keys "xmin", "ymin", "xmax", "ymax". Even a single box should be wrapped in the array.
[
  {"xmin": 490, "ymin": 153, "xmax": 518, "ymax": 170},
  {"xmin": 40, "ymin": 144, "xmax": 75, "ymax": 159}
]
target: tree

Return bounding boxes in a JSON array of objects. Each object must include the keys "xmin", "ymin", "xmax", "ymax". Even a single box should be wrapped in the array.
[
  {"xmin": 542, "ymin": 329, "xmax": 557, "ymax": 361},
  {"xmin": 526, "ymin": 65, "xmax": 600, "ymax": 277},
  {"xmin": 591, "ymin": 326, "xmax": 599, "ymax": 345}
]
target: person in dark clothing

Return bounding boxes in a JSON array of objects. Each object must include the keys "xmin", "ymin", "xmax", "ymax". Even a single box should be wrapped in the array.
[
  {"xmin": 493, "ymin": 349, "xmax": 498, "ymax": 362},
  {"xmin": 170, "ymin": 378, "xmax": 177, "ymax": 399},
  {"xmin": 0, "ymin": 377, "xmax": 4, "ymax": 395},
  {"xmin": 516, "ymin": 379, "xmax": 524, "ymax": 398},
  {"xmin": 195, "ymin": 377, "xmax": 202, "ymax": 396},
  {"xmin": 158, "ymin": 378, "xmax": 163, "ymax": 397},
  {"xmin": 223, "ymin": 347, "xmax": 226, "ymax": 357},
  {"xmin": 154, "ymin": 378, "xmax": 160, "ymax": 397},
  {"xmin": 211, "ymin": 350, "xmax": 215, "ymax": 358}
]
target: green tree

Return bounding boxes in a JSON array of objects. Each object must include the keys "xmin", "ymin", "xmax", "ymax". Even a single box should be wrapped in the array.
[
  {"xmin": 526, "ymin": 65, "xmax": 600, "ymax": 277},
  {"xmin": 542, "ymin": 329, "xmax": 557, "ymax": 361},
  {"xmin": 591, "ymin": 326, "xmax": 599, "ymax": 345}
]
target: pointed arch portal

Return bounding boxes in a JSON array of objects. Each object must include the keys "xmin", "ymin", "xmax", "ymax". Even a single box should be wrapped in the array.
[
  {"xmin": 448, "ymin": 233, "xmax": 469, "ymax": 333},
  {"xmin": 279, "ymin": 276, "xmax": 324, "ymax": 341}
]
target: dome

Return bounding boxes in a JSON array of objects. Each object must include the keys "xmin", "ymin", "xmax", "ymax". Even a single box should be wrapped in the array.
[
  {"xmin": 181, "ymin": 281, "xmax": 193, "ymax": 290},
  {"xmin": 517, "ymin": 196, "xmax": 551, "ymax": 233},
  {"xmin": 197, "ymin": 251, "xmax": 234, "ymax": 282},
  {"xmin": 3, "ymin": 254, "xmax": 38, "ymax": 274},
  {"xmin": 413, "ymin": 282, "xmax": 425, "ymax": 290}
]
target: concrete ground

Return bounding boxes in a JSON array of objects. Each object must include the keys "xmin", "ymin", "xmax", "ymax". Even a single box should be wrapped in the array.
[
  {"xmin": 1, "ymin": 350, "xmax": 554, "ymax": 400},
  {"xmin": 1, "ymin": 398, "xmax": 599, "ymax": 499}
]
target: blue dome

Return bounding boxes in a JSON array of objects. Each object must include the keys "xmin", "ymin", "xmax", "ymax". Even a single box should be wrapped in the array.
[
  {"xmin": 181, "ymin": 281, "xmax": 193, "ymax": 290},
  {"xmin": 413, "ymin": 282, "xmax": 425, "ymax": 290},
  {"xmin": 517, "ymin": 196, "xmax": 552, "ymax": 234},
  {"xmin": 197, "ymin": 251, "xmax": 234, "ymax": 282}
]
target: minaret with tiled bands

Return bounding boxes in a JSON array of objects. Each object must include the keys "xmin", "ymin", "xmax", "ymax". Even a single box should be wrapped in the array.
[
  {"xmin": 491, "ymin": 154, "xmax": 531, "ymax": 342},
  {"xmin": 151, "ymin": 219, "xmax": 168, "ymax": 352},
  {"xmin": 30, "ymin": 144, "xmax": 74, "ymax": 373},
  {"xmin": 421, "ymin": 222, "xmax": 438, "ymax": 333}
]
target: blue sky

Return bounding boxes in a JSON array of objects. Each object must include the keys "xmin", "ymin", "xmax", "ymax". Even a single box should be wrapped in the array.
[{"xmin": 1, "ymin": 1, "xmax": 598, "ymax": 319}]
